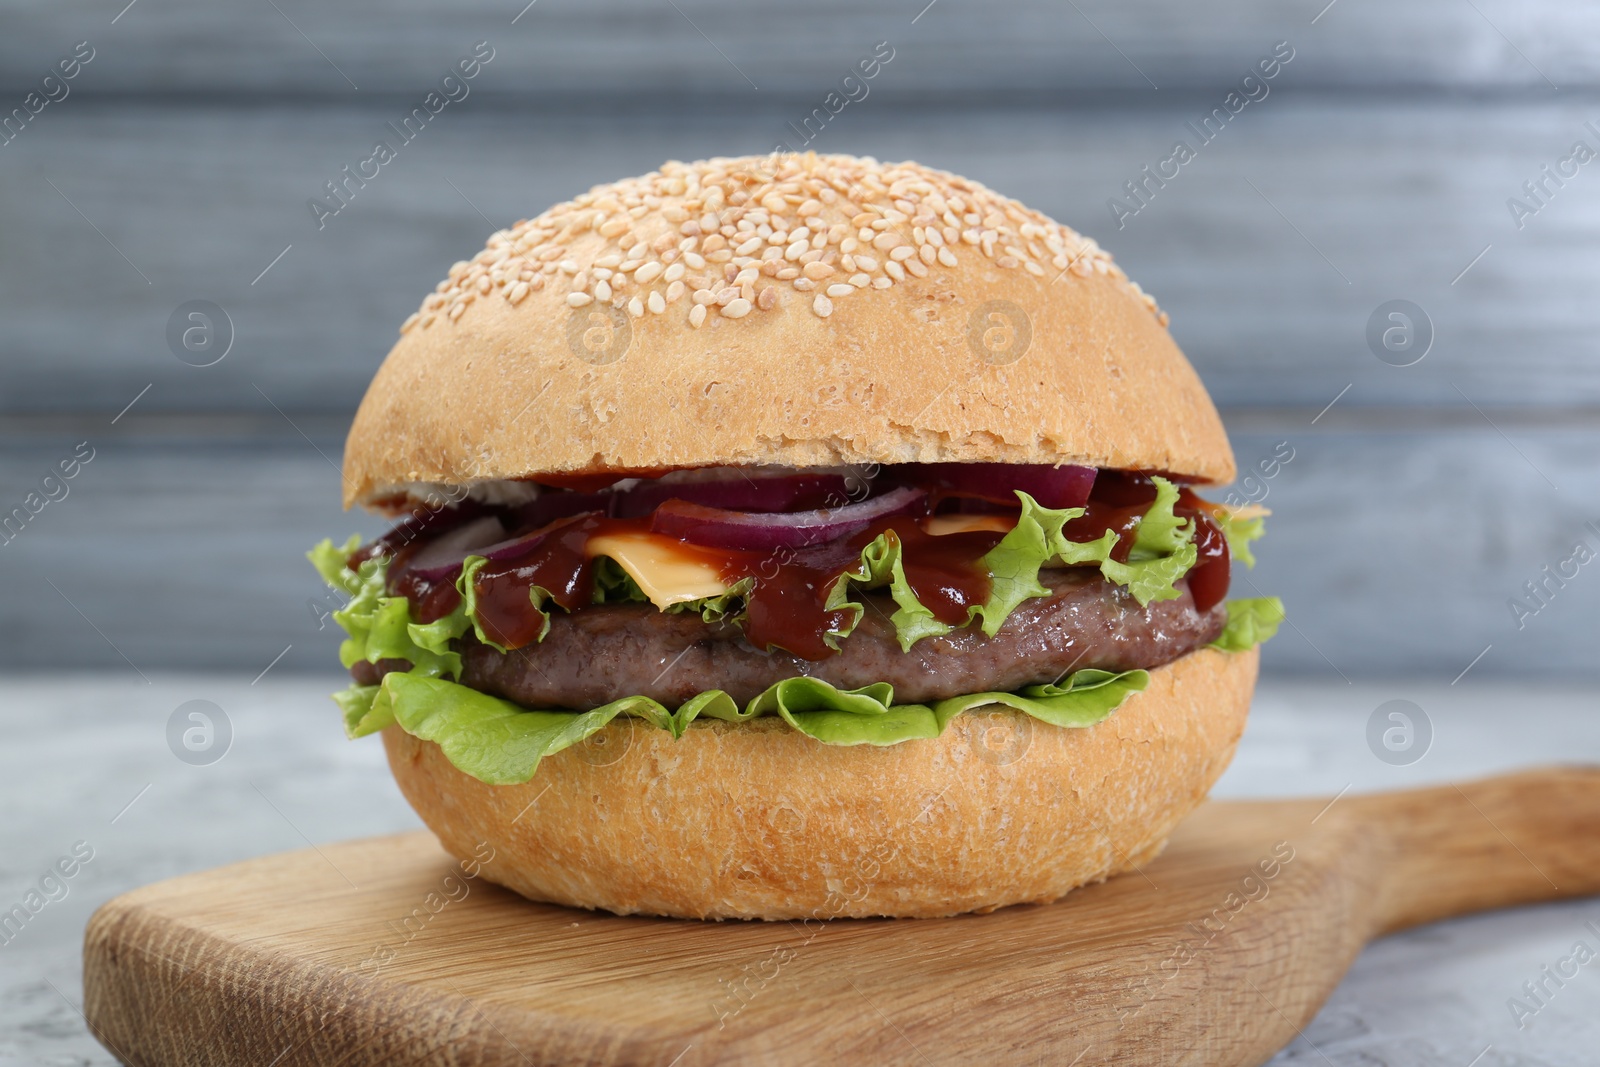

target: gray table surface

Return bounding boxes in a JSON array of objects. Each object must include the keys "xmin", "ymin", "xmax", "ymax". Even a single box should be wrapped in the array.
[{"xmin": 2, "ymin": 673, "xmax": 1597, "ymax": 1067}]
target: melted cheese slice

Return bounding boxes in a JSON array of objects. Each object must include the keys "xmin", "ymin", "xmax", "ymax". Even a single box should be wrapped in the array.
[
  {"xmin": 586, "ymin": 530, "xmax": 730, "ymax": 609},
  {"xmin": 922, "ymin": 514, "xmax": 1018, "ymax": 537}
]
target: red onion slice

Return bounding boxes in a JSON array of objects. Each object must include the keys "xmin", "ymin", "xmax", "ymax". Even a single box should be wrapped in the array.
[
  {"xmin": 475, "ymin": 511, "xmax": 606, "ymax": 565},
  {"xmin": 902, "ymin": 463, "xmax": 1096, "ymax": 510},
  {"xmin": 651, "ymin": 486, "xmax": 926, "ymax": 551},
  {"xmin": 613, "ymin": 472, "xmax": 855, "ymax": 518},
  {"xmin": 399, "ymin": 516, "xmax": 507, "ymax": 580},
  {"xmin": 513, "ymin": 491, "xmax": 614, "ymax": 530},
  {"xmin": 351, "ymin": 500, "xmax": 491, "ymax": 566}
]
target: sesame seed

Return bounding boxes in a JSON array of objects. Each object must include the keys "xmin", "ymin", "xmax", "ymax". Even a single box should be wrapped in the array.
[
  {"xmin": 721, "ymin": 298, "xmax": 752, "ymax": 318},
  {"xmin": 813, "ymin": 294, "xmax": 833, "ymax": 318},
  {"xmin": 825, "ymin": 283, "xmax": 854, "ymax": 298},
  {"xmin": 400, "ymin": 311, "xmax": 420, "ymax": 333},
  {"xmin": 692, "ymin": 288, "xmax": 716, "ymax": 305},
  {"xmin": 689, "ymin": 302, "xmax": 707, "ymax": 328},
  {"xmin": 648, "ymin": 290, "xmax": 666, "ymax": 314},
  {"xmin": 401, "ymin": 154, "xmax": 1164, "ymax": 333}
]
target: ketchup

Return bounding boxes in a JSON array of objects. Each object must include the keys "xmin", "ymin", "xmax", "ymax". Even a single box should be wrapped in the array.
[
  {"xmin": 470, "ymin": 515, "xmax": 606, "ymax": 648},
  {"xmin": 1070, "ymin": 470, "xmax": 1230, "ymax": 612},
  {"xmin": 367, "ymin": 466, "xmax": 1230, "ymax": 663},
  {"xmin": 735, "ymin": 522, "xmax": 1001, "ymax": 659}
]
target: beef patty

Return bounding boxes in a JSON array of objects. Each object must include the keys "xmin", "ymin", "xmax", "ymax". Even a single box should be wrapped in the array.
[{"xmin": 352, "ymin": 569, "xmax": 1226, "ymax": 710}]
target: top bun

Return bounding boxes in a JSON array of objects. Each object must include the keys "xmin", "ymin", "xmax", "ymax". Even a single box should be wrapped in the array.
[{"xmin": 343, "ymin": 154, "xmax": 1233, "ymax": 509}]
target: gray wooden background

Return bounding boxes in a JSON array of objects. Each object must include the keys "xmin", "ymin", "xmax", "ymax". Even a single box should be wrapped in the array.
[{"xmin": 2, "ymin": 0, "xmax": 1597, "ymax": 681}]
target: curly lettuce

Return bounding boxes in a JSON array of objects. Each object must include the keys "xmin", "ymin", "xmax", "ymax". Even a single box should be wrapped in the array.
[
  {"xmin": 819, "ymin": 480, "xmax": 1200, "ymax": 652},
  {"xmin": 1209, "ymin": 596, "xmax": 1285, "ymax": 652},
  {"xmin": 345, "ymin": 667, "xmax": 1151, "ymax": 785}
]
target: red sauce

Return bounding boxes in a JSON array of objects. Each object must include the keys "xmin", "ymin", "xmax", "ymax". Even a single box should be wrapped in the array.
[
  {"xmin": 388, "ymin": 547, "xmax": 465, "ymax": 624},
  {"xmin": 1066, "ymin": 470, "xmax": 1230, "ymax": 612},
  {"xmin": 726, "ymin": 521, "xmax": 1001, "ymax": 658},
  {"xmin": 369, "ymin": 466, "xmax": 1231, "ymax": 662},
  {"xmin": 470, "ymin": 514, "xmax": 610, "ymax": 648}
]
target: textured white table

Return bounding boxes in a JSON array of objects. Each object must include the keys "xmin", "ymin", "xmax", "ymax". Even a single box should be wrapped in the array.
[{"xmin": 2, "ymin": 673, "xmax": 1597, "ymax": 1066}]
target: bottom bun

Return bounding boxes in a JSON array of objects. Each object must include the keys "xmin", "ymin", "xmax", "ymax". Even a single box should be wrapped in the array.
[{"xmin": 382, "ymin": 646, "xmax": 1257, "ymax": 920}]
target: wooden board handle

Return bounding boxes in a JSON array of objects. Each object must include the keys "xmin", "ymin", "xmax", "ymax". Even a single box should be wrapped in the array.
[{"xmin": 1349, "ymin": 766, "xmax": 1600, "ymax": 935}]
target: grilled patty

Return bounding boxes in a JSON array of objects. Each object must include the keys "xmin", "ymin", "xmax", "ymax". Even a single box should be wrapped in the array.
[{"xmin": 352, "ymin": 568, "xmax": 1226, "ymax": 710}]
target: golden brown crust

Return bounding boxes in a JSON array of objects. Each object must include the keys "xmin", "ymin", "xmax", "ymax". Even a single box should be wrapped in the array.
[
  {"xmin": 381, "ymin": 646, "xmax": 1257, "ymax": 920},
  {"xmin": 343, "ymin": 154, "xmax": 1234, "ymax": 508}
]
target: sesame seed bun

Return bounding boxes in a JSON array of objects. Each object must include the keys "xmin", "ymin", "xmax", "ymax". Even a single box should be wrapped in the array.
[
  {"xmin": 380, "ymin": 646, "xmax": 1256, "ymax": 920},
  {"xmin": 342, "ymin": 153, "xmax": 1234, "ymax": 509}
]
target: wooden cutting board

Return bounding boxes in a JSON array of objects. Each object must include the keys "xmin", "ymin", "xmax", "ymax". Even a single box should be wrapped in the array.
[{"xmin": 83, "ymin": 767, "xmax": 1600, "ymax": 1067}]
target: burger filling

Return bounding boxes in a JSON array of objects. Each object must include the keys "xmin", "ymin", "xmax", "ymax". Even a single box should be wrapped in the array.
[{"xmin": 311, "ymin": 464, "xmax": 1282, "ymax": 783}]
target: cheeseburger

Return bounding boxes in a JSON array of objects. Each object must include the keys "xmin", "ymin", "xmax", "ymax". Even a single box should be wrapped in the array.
[{"xmin": 310, "ymin": 153, "xmax": 1281, "ymax": 920}]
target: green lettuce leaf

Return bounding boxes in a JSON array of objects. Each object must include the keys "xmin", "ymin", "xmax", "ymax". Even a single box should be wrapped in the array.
[
  {"xmin": 665, "ymin": 575, "xmax": 753, "ymax": 626},
  {"xmin": 308, "ymin": 537, "xmax": 472, "ymax": 732},
  {"xmin": 364, "ymin": 666, "xmax": 1152, "ymax": 784},
  {"xmin": 1215, "ymin": 508, "xmax": 1266, "ymax": 569},
  {"xmin": 824, "ymin": 532, "xmax": 945, "ymax": 651},
  {"xmin": 1209, "ymin": 597, "xmax": 1285, "ymax": 652},
  {"xmin": 591, "ymin": 556, "xmax": 650, "ymax": 605},
  {"xmin": 816, "ymin": 482, "xmax": 1201, "ymax": 652}
]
